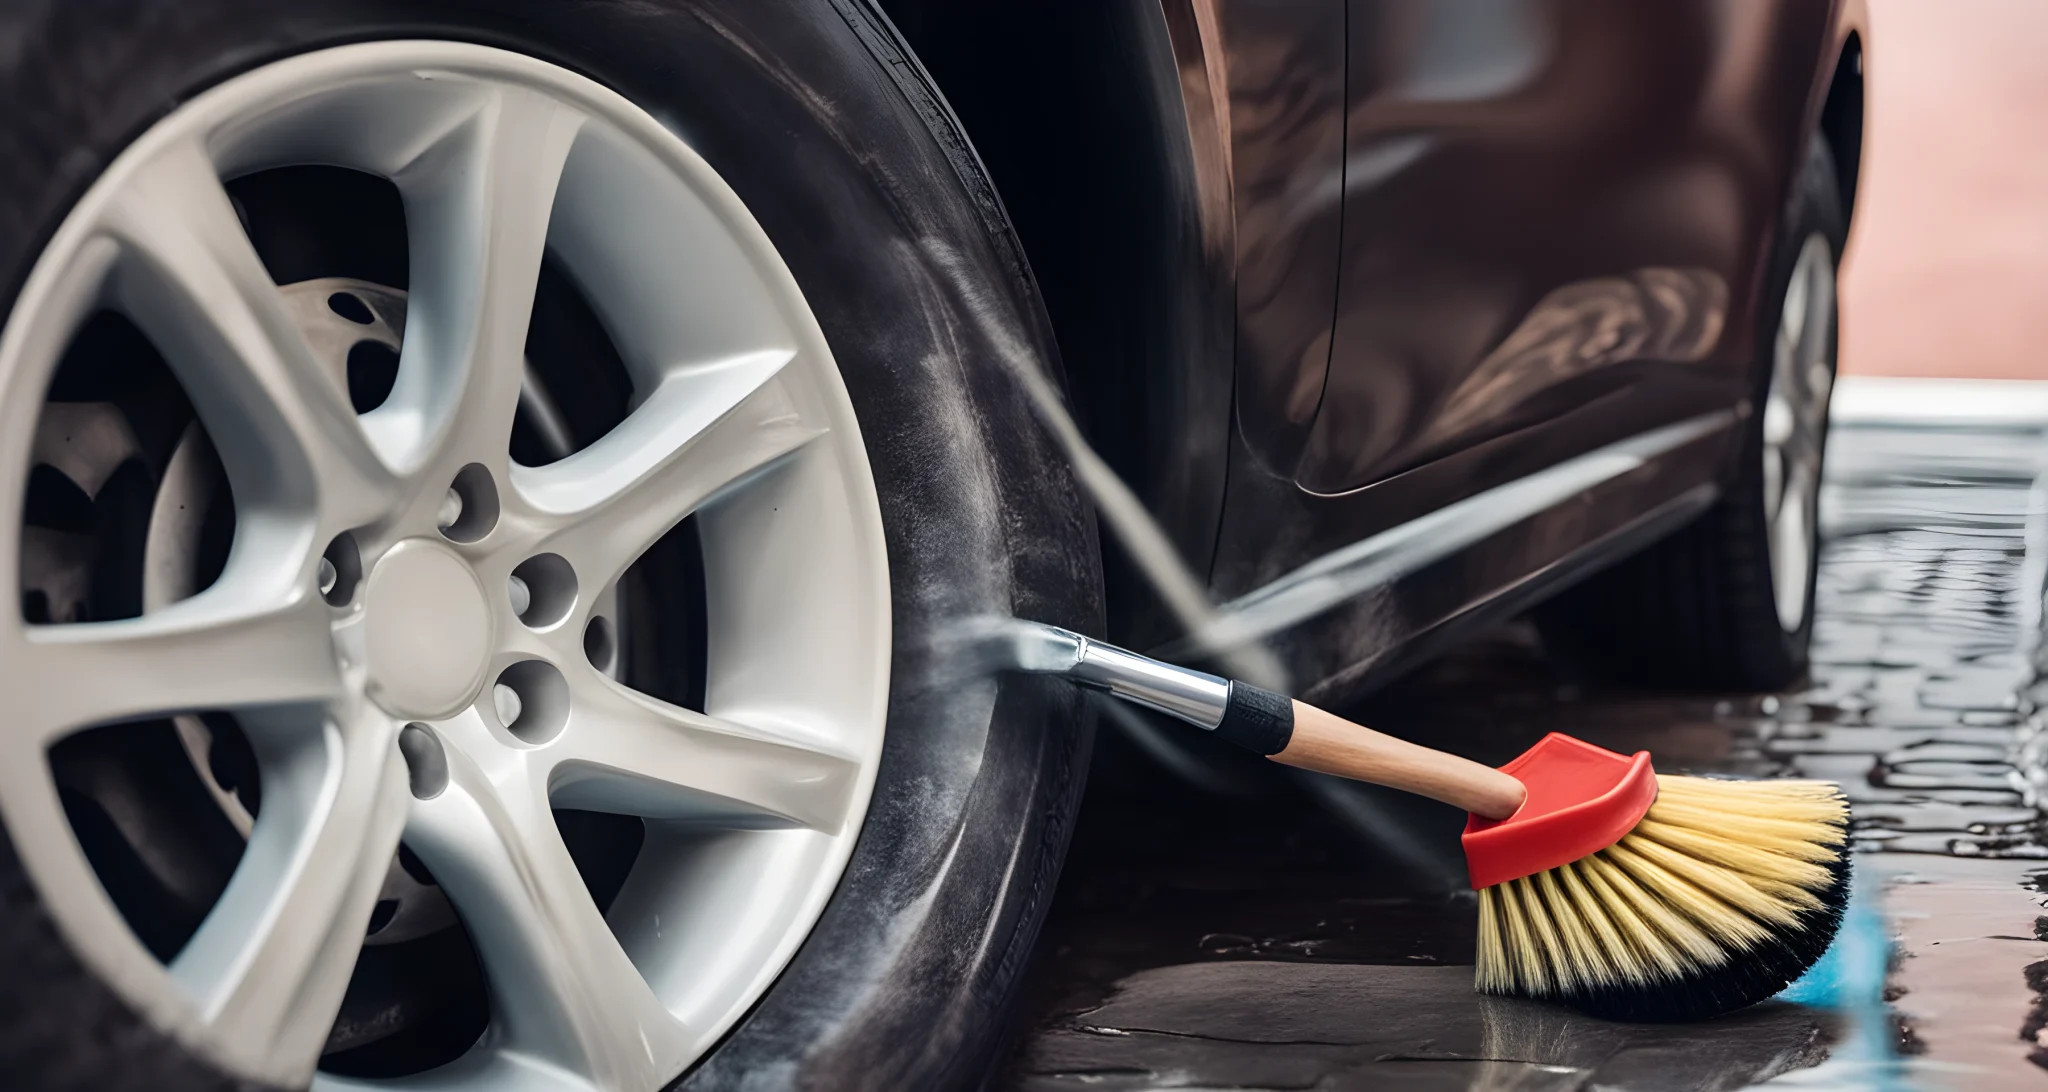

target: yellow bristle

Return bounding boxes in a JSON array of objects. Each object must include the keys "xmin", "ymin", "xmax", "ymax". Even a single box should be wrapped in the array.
[
  {"xmin": 1523, "ymin": 877, "xmax": 1572, "ymax": 986},
  {"xmin": 1554, "ymin": 861, "xmax": 1632, "ymax": 984},
  {"xmin": 1638, "ymin": 797, "xmax": 1846, "ymax": 861},
  {"xmin": 1478, "ymin": 887, "xmax": 1510, "ymax": 992},
  {"xmin": 1622, "ymin": 827, "xmax": 1804, "ymax": 928},
  {"xmin": 1603, "ymin": 839, "xmax": 1774, "ymax": 949},
  {"xmin": 1629, "ymin": 818, "xmax": 1830, "ymax": 908},
  {"xmin": 1494, "ymin": 876, "xmax": 1553, "ymax": 992},
  {"xmin": 1474, "ymin": 775, "xmax": 1850, "ymax": 1021},
  {"xmin": 1532, "ymin": 868, "xmax": 1608, "ymax": 990},
  {"xmin": 1570, "ymin": 856, "xmax": 1685, "ymax": 980},
  {"xmin": 1581, "ymin": 849, "xmax": 1725, "ymax": 971}
]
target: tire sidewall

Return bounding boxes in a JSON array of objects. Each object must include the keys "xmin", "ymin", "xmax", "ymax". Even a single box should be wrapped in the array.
[{"xmin": 0, "ymin": 3, "xmax": 1101, "ymax": 1089}]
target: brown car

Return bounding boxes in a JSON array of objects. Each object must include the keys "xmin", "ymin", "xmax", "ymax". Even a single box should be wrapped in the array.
[{"xmin": 0, "ymin": 1, "xmax": 1865, "ymax": 1088}]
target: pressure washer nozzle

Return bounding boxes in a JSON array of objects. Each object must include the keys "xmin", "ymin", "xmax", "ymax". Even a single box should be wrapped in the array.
[
  {"xmin": 974, "ymin": 619, "xmax": 1233, "ymax": 729},
  {"xmin": 967, "ymin": 617, "xmax": 1519, "ymax": 812}
]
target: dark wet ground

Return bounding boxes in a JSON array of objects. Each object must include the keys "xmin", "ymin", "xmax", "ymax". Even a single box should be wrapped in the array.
[{"xmin": 999, "ymin": 418, "xmax": 2048, "ymax": 1090}]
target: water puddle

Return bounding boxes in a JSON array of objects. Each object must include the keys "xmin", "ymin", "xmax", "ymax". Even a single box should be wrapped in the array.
[{"xmin": 1751, "ymin": 422, "xmax": 2048, "ymax": 1087}]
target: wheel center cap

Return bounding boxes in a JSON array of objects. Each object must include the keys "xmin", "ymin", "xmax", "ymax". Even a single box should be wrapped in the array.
[{"xmin": 363, "ymin": 539, "xmax": 493, "ymax": 720}]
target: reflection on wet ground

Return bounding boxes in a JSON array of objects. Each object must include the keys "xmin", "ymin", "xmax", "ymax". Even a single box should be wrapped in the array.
[{"xmin": 1001, "ymin": 419, "xmax": 2048, "ymax": 1090}]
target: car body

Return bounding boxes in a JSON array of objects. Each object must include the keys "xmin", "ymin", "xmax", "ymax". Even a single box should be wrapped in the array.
[
  {"xmin": 888, "ymin": 0, "xmax": 1867, "ymax": 703},
  {"xmin": 0, "ymin": 2, "xmax": 1868, "ymax": 1088}
]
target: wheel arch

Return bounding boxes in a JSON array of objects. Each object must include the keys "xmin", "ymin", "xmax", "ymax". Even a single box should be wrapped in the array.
[
  {"xmin": 1818, "ymin": 26, "xmax": 1866, "ymax": 228},
  {"xmin": 872, "ymin": 0, "xmax": 1235, "ymax": 648}
]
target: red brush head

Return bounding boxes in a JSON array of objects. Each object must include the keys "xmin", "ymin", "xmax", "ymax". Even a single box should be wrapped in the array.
[{"xmin": 1461, "ymin": 733, "xmax": 1656, "ymax": 890}]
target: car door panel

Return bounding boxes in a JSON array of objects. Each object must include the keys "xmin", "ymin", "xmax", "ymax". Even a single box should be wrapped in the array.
[
  {"xmin": 1211, "ymin": 0, "xmax": 1837, "ymax": 698},
  {"xmin": 1217, "ymin": 0, "xmax": 1350, "ymax": 471},
  {"xmin": 1303, "ymin": 0, "xmax": 1830, "ymax": 493}
]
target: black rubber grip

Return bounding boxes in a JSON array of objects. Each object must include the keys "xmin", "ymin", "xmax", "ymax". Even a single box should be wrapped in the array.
[{"xmin": 1214, "ymin": 682, "xmax": 1294, "ymax": 755}]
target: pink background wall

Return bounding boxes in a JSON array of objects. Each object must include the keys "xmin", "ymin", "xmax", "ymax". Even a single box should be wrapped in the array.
[{"xmin": 1839, "ymin": 0, "xmax": 2048, "ymax": 379}]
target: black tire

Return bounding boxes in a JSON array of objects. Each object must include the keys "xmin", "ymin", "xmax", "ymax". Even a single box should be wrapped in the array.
[
  {"xmin": 0, "ymin": 3, "xmax": 1100, "ymax": 1090},
  {"xmin": 1535, "ymin": 138, "xmax": 1845, "ymax": 692}
]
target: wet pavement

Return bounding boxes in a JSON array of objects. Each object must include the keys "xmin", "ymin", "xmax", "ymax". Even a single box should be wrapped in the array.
[{"xmin": 999, "ymin": 412, "xmax": 2048, "ymax": 1090}]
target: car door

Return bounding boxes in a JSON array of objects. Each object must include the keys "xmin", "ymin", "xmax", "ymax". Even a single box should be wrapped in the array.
[
  {"xmin": 1210, "ymin": 0, "xmax": 1837, "ymax": 699},
  {"xmin": 1300, "ymin": 0, "xmax": 1832, "ymax": 492}
]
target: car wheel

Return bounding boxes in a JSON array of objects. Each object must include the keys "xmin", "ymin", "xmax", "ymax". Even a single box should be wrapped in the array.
[
  {"xmin": 1536, "ymin": 138, "xmax": 1844, "ymax": 692},
  {"xmin": 0, "ymin": 7, "xmax": 1098, "ymax": 1091}
]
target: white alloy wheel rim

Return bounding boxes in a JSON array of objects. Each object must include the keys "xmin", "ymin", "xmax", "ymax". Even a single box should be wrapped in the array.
[
  {"xmin": 0, "ymin": 42, "xmax": 890, "ymax": 1092},
  {"xmin": 1761, "ymin": 232, "xmax": 1836, "ymax": 633}
]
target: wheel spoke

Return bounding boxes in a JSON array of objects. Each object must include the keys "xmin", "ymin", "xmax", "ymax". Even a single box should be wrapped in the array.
[
  {"xmin": 98, "ymin": 136, "xmax": 398, "ymax": 528},
  {"xmin": 170, "ymin": 709, "xmax": 409, "ymax": 1084},
  {"xmin": 1779, "ymin": 256, "xmax": 1810, "ymax": 354},
  {"xmin": 516, "ymin": 359, "xmax": 823, "ymax": 583},
  {"xmin": 386, "ymin": 85, "xmax": 585, "ymax": 480},
  {"xmin": 405, "ymin": 724, "xmax": 685, "ymax": 1089},
  {"xmin": 1798, "ymin": 285, "xmax": 1837, "ymax": 438},
  {"xmin": 549, "ymin": 666, "xmax": 861, "ymax": 833},
  {"xmin": 1772, "ymin": 474, "xmax": 1814, "ymax": 625},
  {"xmin": 6, "ymin": 586, "xmax": 340, "ymax": 749}
]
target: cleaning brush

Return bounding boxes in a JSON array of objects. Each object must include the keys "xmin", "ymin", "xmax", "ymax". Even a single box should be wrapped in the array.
[
  {"xmin": 1464, "ymin": 735, "xmax": 1849, "ymax": 1021},
  {"xmin": 986, "ymin": 620, "xmax": 1850, "ymax": 1022}
]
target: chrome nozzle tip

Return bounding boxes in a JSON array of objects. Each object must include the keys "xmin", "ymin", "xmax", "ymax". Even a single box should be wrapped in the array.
[{"xmin": 938, "ymin": 616, "xmax": 1086, "ymax": 677}]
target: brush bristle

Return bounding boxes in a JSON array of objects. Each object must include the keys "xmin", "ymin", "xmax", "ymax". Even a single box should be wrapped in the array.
[{"xmin": 1475, "ymin": 775, "xmax": 1850, "ymax": 1022}]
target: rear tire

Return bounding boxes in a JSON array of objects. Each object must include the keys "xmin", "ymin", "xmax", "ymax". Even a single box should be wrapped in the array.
[{"xmin": 1536, "ymin": 139, "xmax": 1844, "ymax": 692}]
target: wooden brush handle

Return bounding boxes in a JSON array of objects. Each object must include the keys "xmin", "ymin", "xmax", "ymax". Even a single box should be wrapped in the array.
[{"xmin": 1270, "ymin": 700, "xmax": 1527, "ymax": 820}]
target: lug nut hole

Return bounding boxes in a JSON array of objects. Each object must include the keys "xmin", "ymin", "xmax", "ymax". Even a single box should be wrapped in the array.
[
  {"xmin": 320, "ymin": 532, "xmax": 362, "ymax": 606},
  {"xmin": 510, "ymin": 554, "xmax": 577, "ymax": 629},
  {"xmin": 494, "ymin": 660, "xmax": 568, "ymax": 744},
  {"xmin": 398, "ymin": 723, "xmax": 448, "ymax": 799},
  {"xmin": 584, "ymin": 615, "xmax": 616, "ymax": 674},
  {"xmin": 439, "ymin": 463, "xmax": 499, "ymax": 543}
]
